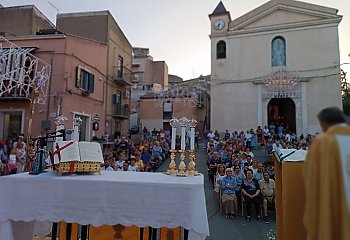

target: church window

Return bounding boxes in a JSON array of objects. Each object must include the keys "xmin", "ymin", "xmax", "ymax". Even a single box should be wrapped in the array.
[
  {"xmin": 217, "ymin": 40, "xmax": 226, "ymax": 59},
  {"xmin": 271, "ymin": 37, "xmax": 286, "ymax": 66}
]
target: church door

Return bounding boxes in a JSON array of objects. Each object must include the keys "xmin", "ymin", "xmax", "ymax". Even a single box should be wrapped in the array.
[{"xmin": 267, "ymin": 98, "xmax": 296, "ymax": 134}]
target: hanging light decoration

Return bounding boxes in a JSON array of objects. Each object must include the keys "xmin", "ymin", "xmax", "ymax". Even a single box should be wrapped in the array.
[
  {"xmin": 154, "ymin": 79, "xmax": 209, "ymax": 107},
  {"xmin": 262, "ymin": 69, "xmax": 301, "ymax": 93}
]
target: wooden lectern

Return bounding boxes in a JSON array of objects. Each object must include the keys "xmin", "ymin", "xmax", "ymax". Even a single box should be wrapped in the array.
[{"xmin": 273, "ymin": 149, "xmax": 307, "ymax": 240}]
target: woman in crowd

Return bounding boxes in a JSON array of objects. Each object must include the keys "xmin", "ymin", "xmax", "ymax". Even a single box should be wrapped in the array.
[
  {"xmin": 8, "ymin": 148, "xmax": 18, "ymax": 174},
  {"xmin": 214, "ymin": 164, "xmax": 226, "ymax": 193},
  {"xmin": 135, "ymin": 152, "xmax": 144, "ymax": 171},
  {"xmin": 14, "ymin": 138, "xmax": 26, "ymax": 173},
  {"xmin": 221, "ymin": 168, "xmax": 239, "ymax": 219}
]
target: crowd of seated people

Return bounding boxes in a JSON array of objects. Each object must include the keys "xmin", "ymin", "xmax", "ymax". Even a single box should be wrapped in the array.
[
  {"xmin": 101, "ymin": 134, "xmax": 171, "ymax": 172},
  {"xmin": 0, "ymin": 135, "xmax": 28, "ymax": 176},
  {"xmin": 206, "ymin": 129, "xmax": 276, "ymax": 224}
]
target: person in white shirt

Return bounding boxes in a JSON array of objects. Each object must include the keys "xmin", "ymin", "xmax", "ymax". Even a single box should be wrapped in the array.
[
  {"xmin": 263, "ymin": 126, "xmax": 270, "ymax": 140},
  {"xmin": 244, "ymin": 130, "xmax": 253, "ymax": 149},
  {"xmin": 128, "ymin": 158, "xmax": 139, "ymax": 171},
  {"xmin": 249, "ymin": 160, "xmax": 259, "ymax": 175},
  {"xmin": 285, "ymin": 133, "xmax": 291, "ymax": 142},
  {"xmin": 115, "ymin": 155, "xmax": 125, "ymax": 170},
  {"xmin": 207, "ymin": 131, "xmax": 215, "ymax": 139},
  {"xmin": 245, "ymin": 147, "xmax": 254, "ymax": 158},
  {"xmin": 101, "ymin": 158, "xmax": 115, "ymax": 171}
]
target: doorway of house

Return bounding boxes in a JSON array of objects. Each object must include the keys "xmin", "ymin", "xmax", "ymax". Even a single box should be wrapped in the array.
[{"xmin": 1, "ymin": 111, "xmax": 23, "ymax": 140}]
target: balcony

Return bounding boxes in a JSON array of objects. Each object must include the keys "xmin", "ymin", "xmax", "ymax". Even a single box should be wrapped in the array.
[
  {"xmin": 112, "ymin": 66, "xmax": 133, "ymax": 86},
  {"xmin": 112, "ymin": 105, "xmax": 129, "ymax": 119},
  {"xmin": 0, "ymin": 85, "xmax": 31, "ymax": 101}
]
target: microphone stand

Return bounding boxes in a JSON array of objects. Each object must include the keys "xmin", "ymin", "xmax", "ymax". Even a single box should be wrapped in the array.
[{"xmin": 29, "ymin": 130, "xmax": 66, "ymax": 175}]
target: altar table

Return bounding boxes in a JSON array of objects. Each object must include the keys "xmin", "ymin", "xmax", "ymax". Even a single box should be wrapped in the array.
[{"xmin": 0, "ymin": 171, "xmax": 209, "ymax": 240}]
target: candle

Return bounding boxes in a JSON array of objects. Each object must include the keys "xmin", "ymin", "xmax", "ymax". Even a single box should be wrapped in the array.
[
  {"xmin": 171, "ymin": 127, "xmax": 176, "ymax": 150},
  {"xmin": 181, "ymin": 126, "xmax": 186, "ymax": 150},
  {"xmin": 190, "ymin": 127, "xmax": 195, "ymax": 150}
]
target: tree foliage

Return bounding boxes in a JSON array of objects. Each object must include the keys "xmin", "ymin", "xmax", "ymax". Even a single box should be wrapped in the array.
[{"xmin": 341, "ymin": 69, "xmax": 350, "ymax": 115}]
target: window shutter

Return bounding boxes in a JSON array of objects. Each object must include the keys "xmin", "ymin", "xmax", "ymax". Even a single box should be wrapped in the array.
[
  {"xmin": 112, "ymin": 94, "xmax": 117, "ymax": 104},
  {"xmin": 88, "ymin": 73, "xmax": 95, "ymax": 93},
  {"xmin": 76, "ymin": 66, "xmax": 82, "ymax": 88}
]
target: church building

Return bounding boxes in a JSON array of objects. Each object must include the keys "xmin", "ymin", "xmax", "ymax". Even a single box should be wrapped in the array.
[{"xmin": 210, "ymin": 0, "xmax": 343, "ymax": 135}]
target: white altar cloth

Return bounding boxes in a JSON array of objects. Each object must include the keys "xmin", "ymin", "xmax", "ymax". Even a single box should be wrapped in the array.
[{"xmin": 0, "ymin": 171, "xmax": 209, "ymax": 240}]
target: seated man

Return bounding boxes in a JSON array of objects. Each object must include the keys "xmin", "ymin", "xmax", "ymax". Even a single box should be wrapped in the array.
[
  {"xmin": 242, "ymin": 169, "xmax": 262, "ymax": 222},
  {"xmin": 259, "ymin": 171, "xmax": 275, "ymax": 224},
  {"xmin": 101, "ymin": 158, "xmax": 115, "ymax": 171},
  {"xmin": 122, "ymin": 161, "xmax": 129, "ymax": 171},
  {"xmin": 141, "ymin": 148, "xmax": 152, "ymax": 171},
  {"xmin": 151, "ymin": 141, "xmax": 163, "ymax": 163},
  {"xmin": 253, "ymin": 163, "xmax": 264, "ymax": 181}
]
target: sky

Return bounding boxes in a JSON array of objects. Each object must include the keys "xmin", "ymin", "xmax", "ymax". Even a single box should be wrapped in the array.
[{"xmin": 1, "ymin": 0, "xmax": 349, "ymax": 80}]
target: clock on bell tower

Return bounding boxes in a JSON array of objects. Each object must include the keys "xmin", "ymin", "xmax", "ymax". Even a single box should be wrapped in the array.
[{"xmin": 209, "ymin": 1, "xmax": 231, "ymax": 35}]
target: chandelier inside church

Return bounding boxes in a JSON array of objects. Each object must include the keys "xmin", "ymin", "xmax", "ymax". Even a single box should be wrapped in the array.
[{"xmin": 262, "ymin": 69, "xmax": 301, "ymax": 93}]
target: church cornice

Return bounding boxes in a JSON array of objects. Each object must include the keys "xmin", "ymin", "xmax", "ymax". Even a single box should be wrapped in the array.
[{"xmin": 226, "ymin": 17, "xmax": 342, "ymax": 37}]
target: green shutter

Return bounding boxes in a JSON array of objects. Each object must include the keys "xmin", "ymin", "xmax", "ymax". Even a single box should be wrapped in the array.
[
  {"xmin": 76, "ymin": 66, "xmax": 82, "ymax": 88},
  {"xmin": 88, "ymin": 73, "xmax": 95, "ymax": 93}
]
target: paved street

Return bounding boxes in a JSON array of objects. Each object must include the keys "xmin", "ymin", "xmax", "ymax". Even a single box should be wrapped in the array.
[{"xmin": 159, "ymin": 143, "xmax": 276, "ymax": 240}]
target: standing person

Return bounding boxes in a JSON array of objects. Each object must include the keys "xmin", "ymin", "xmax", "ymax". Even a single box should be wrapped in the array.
[
  {"xmin": 14, "ymin": 138, "xmax": 26, "ymax": 173},
  {"xmin": 208, "ymin": 152, "xmax": 220, "ymax": 186},
  {"xmin": 195, "ymin": 130, "xmax": 199, "ymax": 149},
  {"xmin": 263, "ymin": 126, "xmax": 270, "ymax": 140},
  {"xmin": 244, "ymin": 130, "xmax": 252, "ymax": 149},
  {"xmin": 256, "ymin": 126, "xmax": 263, "ymax": 143},
  {"xmin": 221, "ymin": 168, "xmax": 239, "ymax": 219},
  {"xmin": 143, "ymin": 127, "xmax": 148, "ymax": 139},
  {"xmin": 304, "ymin": 107, "xmax": 350, "ymax": 240},
  {"xmin": 242, "ymin": 169, "xmax": 262, "ymax": 222},
  {"xmin": 224, "ymin": 129, "xmax": 230, "ymax": 140},
  {"xmin": 8, "ymin": 148, "xmax": 18, "ymax": 174},
  {"xmin": 269, "ymin": 123, "xmax": 276, "ymax": 135}
]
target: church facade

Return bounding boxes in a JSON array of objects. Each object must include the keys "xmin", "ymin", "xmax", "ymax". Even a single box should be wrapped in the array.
[{"xmin": 210, "ymin": 0, "xmax": 343, "ymax": 135}]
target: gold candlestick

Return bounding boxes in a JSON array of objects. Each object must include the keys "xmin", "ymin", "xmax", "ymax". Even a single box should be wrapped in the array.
[
  {"xmin": 186, "ymin": 150, "xmax": 199, "ymax": 176},
  {"xmin": 177, "ymin": 150, "xmax": 187, "ymax": 176},
  {"xmin": 166, "ymin": 150, "xmax": 178, "ymax": 176}
]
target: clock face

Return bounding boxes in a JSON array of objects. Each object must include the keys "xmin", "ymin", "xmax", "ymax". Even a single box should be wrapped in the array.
[{"xmin": 213, "ymin": 19, "xmax": 225, "ymax": 30}]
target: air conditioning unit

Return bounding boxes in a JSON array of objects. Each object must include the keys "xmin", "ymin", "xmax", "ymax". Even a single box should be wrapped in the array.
[{"xmin": 122, "ymin": 91, "xmax": 130, "ymax": 99}]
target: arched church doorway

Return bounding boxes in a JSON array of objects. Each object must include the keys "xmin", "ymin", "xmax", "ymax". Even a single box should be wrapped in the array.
[{"xmin": 267, "ymin": 98, "xmax": 296, "ymax": 134}]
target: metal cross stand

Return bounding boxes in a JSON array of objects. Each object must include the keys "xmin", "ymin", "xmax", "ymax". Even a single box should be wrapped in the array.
[
  {"xmin": 29, "ymin": 129, "xmax": 67, "ymax": 175},
  {"xmin": 166, "ymin": 117, "xmax": 200, "ymax": 177}
]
